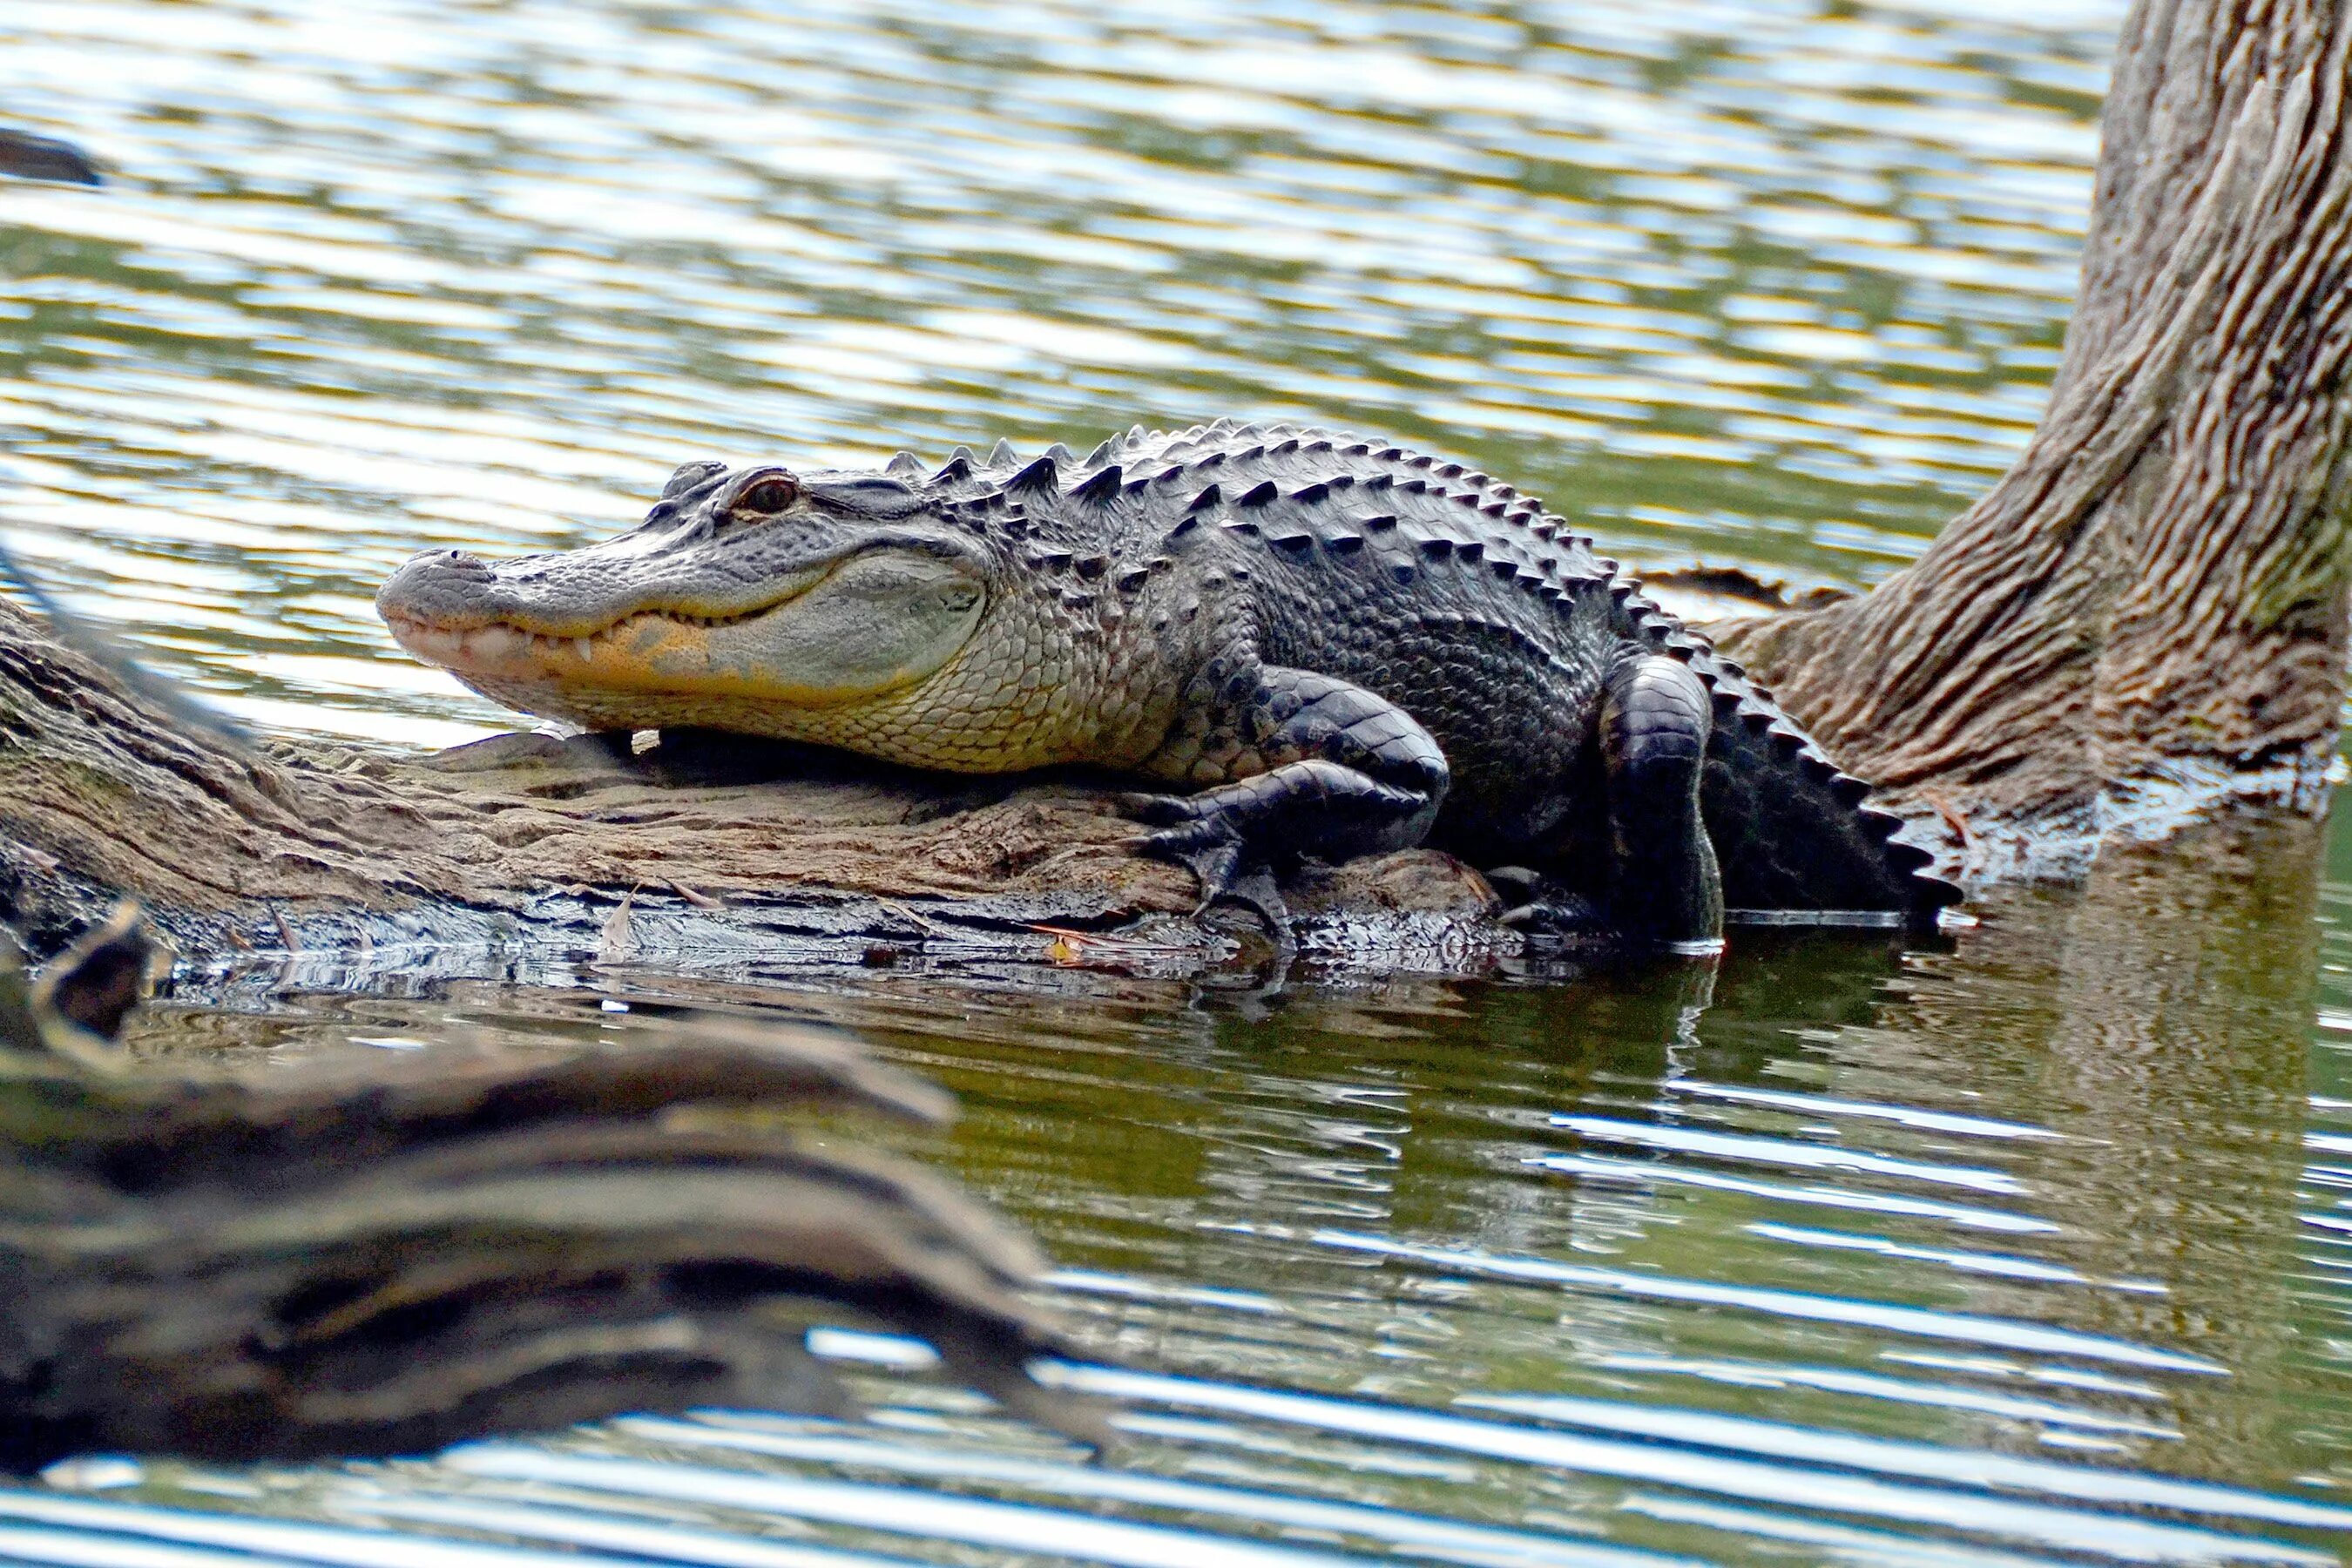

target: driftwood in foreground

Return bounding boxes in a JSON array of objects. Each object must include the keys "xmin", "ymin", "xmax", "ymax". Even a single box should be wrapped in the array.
[
  {"xmin": 1716, "ymin": 0, "xmax": 2352, "ymax": 873},
  {"xmin": 0, "ymin": 910, "xmax": 1103, "ymax": 1473}
]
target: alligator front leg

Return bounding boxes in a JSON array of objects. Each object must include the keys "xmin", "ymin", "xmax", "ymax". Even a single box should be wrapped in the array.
[{"xmin": 1124, "ymin": 666, "xmax": 1449, "ymax": 930}]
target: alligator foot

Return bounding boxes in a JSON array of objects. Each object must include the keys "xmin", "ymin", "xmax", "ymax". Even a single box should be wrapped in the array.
[
  {"xmin": 1599, "ymin": 652, "xmax": 1725, "ymax": 947},
  {"xmin": 1122, "ymin": 801, "xmax": 1295, "ymax": 943},
  {"xmin": 1486, "ymin": 866, "xmax": 1611, "ymax": 936},
  {"xmin": 1125, "ymin": 750, "xmax": 1433, "ymax": 856}
]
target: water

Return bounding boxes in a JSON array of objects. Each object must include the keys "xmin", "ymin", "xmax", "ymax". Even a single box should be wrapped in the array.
[
  {"xmin": 0, "ymin": 0, "xmax": 2103, "ymax": 747},
  {"xmin": 17, "ymin": 822, "xmax": 2352, "ymax": 1565},
  {"xmin": 5, "ymin": 0, "xmax": 2349, "ymax": 1562}
]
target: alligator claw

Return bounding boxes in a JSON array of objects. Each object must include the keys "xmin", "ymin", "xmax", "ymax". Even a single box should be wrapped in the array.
[
  {"xmin": 1117, "ymin": 790, "xmax": 1194, "ymax": 828},
  {"xmin": 1497, "ymin": 895, "xmax": 1608, "ymax": 935},
  {"xmin": 1134, "ymin": 825, "xmax": 1294, "ymax": 945},
  {"xmin": 1199, "ymin": 862, "xmax": 1292, "ymax": 936},
  {"xmin": 1479, "ymin": 865, "xmax": 1608, "ymax": 936},
  {"xmin": 1484, "ymin": 865, "xmax": 1544, "ymax": 905}
]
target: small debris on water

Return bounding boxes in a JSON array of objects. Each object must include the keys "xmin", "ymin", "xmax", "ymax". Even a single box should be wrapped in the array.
[{"xmin": 598, "ymin": 885, "xmax": 638, "ymax": 961}]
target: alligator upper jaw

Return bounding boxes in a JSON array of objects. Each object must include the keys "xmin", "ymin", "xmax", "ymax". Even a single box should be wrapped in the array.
[
  {"xmin": 380, "ymin": 609, "xmax": 612, "ymax": 673},
  {"xmin": 375, "ymin": 551, "xmax": 834, "ymax": 685},
  {"xmin": 381, "ymin": 601, "xmax": 797, "ymax": 686}
]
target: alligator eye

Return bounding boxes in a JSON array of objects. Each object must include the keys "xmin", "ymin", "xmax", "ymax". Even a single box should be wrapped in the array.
[{"xmin": 738, "ymin": 475, "xmax": 800, "ymax": 513}]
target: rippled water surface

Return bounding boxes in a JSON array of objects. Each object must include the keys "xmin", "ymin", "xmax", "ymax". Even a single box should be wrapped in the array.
[
  {"xmin": 9, "ymin": 0, "xmax": 2352, "ymax": 1564},
  {"xmin": 1, "ymin": 0, "xmax": 2113, "ymax": 746},
  {"xmin": 17, "ymin": 813, "xmax": 2352, "ymax": 1566}
]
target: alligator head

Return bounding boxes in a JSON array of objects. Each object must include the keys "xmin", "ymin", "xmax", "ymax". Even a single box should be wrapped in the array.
[{"xmin": 376, "ymin": 457, "xmax": 1086, "ymax": 769}]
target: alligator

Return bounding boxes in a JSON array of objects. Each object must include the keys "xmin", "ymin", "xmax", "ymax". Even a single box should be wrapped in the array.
[{"xmin": 378, "ymin": 421, "xmax": 1959, "ymax": 944}]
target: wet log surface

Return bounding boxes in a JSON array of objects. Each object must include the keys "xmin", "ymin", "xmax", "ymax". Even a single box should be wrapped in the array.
[
  {"xmin": 0, "ymin": 595, "xmax": 1506, "ymax": 971},
  {"xmin": 0, "ymin": 910, "xmax": 1105, "ymax": 1472}
]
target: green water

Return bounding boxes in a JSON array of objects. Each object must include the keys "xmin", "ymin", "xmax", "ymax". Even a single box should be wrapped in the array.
[{"xmin": 4, "ymin": 0, "xmax": 2350, "ymax": 1562}]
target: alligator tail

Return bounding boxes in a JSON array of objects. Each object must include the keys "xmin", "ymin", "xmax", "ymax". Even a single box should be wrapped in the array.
[{"xmin": 1608, "ymin": 580, "xmax": 1960, "ymax": 929}]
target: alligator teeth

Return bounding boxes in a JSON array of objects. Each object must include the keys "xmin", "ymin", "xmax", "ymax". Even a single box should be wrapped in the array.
[
  {"xmin": 467, "ymin": 625, "xmax": 518, "ymax": 659},
  {"xmin": 575, "ymin": 638, "xmax": 595, "ymax": 660}
]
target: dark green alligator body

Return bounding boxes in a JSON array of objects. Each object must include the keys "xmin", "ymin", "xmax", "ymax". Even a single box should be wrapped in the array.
[{"xmin": 380, "ymin": 420, "xmax": 1959, "ymax": 943}]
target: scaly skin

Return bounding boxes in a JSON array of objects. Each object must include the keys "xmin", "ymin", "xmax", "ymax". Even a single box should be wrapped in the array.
[{"xmin": 378, "ymin": 421, "xmax": 1958, "ymax": 943}]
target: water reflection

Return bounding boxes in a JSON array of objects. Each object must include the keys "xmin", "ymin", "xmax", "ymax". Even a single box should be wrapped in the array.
[{"xmin": 1987, "ymin": 827, "xmax": 2322, "ymax": 1495}]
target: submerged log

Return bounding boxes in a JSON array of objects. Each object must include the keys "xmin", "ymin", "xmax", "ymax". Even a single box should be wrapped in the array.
[
  {"xmin": 1713, "ymin": 0, "xmax": 2352, "ymax": 873},
  {"xmin": 0, "ymin": 128, "xmax": 100, "ymax": 187},
  {"xmin": 0, "ymin": 909, "xmax": 1104, "ymax": 1473}
]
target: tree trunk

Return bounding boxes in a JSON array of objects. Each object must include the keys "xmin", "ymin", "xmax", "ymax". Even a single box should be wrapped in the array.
[{"xmin": 1713, "ymin": 0, "xmax": 2352, "ymax": 876}]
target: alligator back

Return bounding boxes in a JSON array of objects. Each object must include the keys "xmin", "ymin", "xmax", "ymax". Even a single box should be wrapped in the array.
[
  {"xmin": 1608, "ymin": 580, "xmax": 1955, "ymax": 923},
  {"xmin": 1118, "ymin": 420, "xmax": 1957, "ymax": 924},
  {"xmin": 999, "ymin": 418, "xmax": 1957, "ymax": 925}
]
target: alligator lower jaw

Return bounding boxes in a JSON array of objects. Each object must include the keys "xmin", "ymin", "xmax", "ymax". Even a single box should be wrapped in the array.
[
  {"xmin": 385, "ymin": 613, "xmax": 585, "ymax": 672},
  {"xmin": 382, "ymin": 607, "xmax": 732, "ymax": 680}
]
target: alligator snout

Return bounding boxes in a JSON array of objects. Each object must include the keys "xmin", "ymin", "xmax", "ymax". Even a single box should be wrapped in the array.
[
  {"xmin": 375, "ymin": 548, "xmax": 501, "ymax": 631},
  {"xmin": 375, "ymin": 545, "xmax": 647, "ymax": 650}
]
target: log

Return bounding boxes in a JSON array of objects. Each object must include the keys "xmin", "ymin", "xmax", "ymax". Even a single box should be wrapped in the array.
[
  {"xmin": 0, "ymin": 588, "xmax": 1504, "ymax": 967},
  {"xmin": 1713, "ymin": 0, "xmax": 2352, "ymax": 875},
  {"xmin": 0, "ymin": 909, "xmax": 1105, "ymax": 1472},
  {"xmin": 0, "ymin": 128, "xmax": 100, "ymax": 186}
]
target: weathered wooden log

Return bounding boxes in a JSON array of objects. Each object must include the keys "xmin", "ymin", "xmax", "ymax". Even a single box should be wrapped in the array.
[
  {"xmin": 1714, "ymin": 0, "xmax": 2352, "ymax": 874},
  {"xmin": 0, "ymin": 588, "xmax": 1502, "ymax": 965},
  {"xmin": 0, "ymin": 910, "xmax": 1105, "ymax": 1473}
]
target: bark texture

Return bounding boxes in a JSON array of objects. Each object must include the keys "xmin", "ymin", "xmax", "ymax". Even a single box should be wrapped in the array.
[
  {"xmin": 1, "ymin": 918, "xmax": 1102, "ymax": 1471},
  {"xmin": 1715, "ymin": 0, "xmax": 2352, "ymax": 871}
]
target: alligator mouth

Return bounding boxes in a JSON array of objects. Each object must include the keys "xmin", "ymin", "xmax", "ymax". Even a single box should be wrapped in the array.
[
  {"xmin": 382, "ymin": 603, "xmax": 787, "ymax": 678},
  {"xmin": 382, "ymin": 544, "xmax": 987, "ymax": 710}
]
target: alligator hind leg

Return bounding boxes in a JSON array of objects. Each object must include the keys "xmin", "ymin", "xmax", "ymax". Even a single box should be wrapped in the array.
[
  {"xmin": 1595, "ymin": 650, "xmax": 1724, "ymax": 947},
  {"xmin": 1124, "ymin": 666, "xmax": 1449, "ymax": 929}
]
